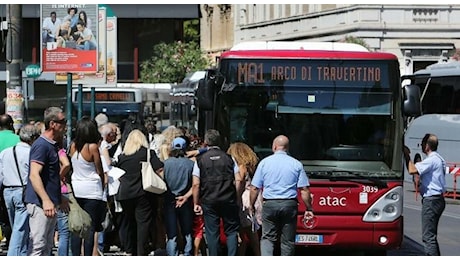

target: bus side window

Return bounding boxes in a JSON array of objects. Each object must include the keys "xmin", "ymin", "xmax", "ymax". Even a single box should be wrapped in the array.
[
  {"xmin": 440, "ymin": 85, "xmax": 454, "ymax": 113},
  {"xmin": 453, "ymin": 89, "xmax": 460, "ymax": 113}
]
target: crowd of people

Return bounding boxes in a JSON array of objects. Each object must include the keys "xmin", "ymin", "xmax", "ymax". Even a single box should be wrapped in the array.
[{"xmin": 0, "ymin": 107, "xmax": 315, "ymax": 256}]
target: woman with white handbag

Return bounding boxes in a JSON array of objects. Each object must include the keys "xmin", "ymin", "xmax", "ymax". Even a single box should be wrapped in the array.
[{"xmin": 114, "ymin": 129, "xmax": 163, "ymax": 256}]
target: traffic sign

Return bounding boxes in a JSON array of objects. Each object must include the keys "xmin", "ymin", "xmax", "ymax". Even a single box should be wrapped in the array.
[{"xmin": 25, "ymin": 64, "xmax": 41, "ymax": 78}]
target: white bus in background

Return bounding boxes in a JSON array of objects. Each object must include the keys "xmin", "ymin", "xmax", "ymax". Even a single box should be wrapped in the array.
[
  {"xmin": 403, "ymin": 60, "xmax": 460, "ymax": 191},
  {"xmin": 71, "ymin": 83, "xmax": 173, "ymax": 127}
]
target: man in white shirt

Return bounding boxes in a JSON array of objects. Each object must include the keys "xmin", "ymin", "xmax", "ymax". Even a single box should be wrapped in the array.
[
  {"xmin": 74, "ymin": 21, "xmax": 97, "ymax": 51},
  {"xmin": 42, "ymin": 11, "xmax": 61, "ymax": 43}
]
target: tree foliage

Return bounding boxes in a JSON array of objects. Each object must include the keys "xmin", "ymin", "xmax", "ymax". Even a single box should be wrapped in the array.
[
  {"xmin": 340, "ymin": 35, "xmax": 370, "ymax": 50},
  {"xmin": 140, "ymin": 41, "xmax": 212, "ymax": 84},
  {"xmin": 183, "ymin": 19, "xmax": 200, "ymax": 43}
]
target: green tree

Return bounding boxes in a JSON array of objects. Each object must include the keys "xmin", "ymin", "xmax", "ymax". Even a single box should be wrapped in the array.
[
  {"xmin": 184, "ymin": 19, "xmax": 200, "ymax": 43},
  {"xmin": 140, "ymin": 41, "xmax": 212, "ymax": 84},
  {"xmin": 340, "ymin": 35, "xmax": 370, "ymax": 50}
]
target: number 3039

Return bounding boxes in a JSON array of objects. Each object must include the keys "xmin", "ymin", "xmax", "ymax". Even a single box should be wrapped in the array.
[{"xmin": 362, "ymin": 186, "xmax": 378, "ymax": 193}]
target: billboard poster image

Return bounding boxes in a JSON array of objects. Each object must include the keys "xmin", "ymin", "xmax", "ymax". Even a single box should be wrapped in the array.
[
  {"xmin": 41, "ymin": 4, "xmax": 98, "ymax": 74},
  {"xmin": 55, "ymin": 7, "xmax": 107, "ymax": 84}
]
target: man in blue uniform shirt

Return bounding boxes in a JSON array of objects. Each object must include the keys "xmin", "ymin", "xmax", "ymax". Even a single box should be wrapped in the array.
[
  {"xmin": 248, "ymin": 135, "xmax": 313, "ymax": 256},
  {"xmin": 405, "ymin": 133, "xmax": 446, "ymax": 256}
]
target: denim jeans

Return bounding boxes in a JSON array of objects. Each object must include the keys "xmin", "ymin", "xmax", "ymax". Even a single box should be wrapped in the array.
[
  {"xmin": 98, "ymin": 231, "xmax": 105, "ymax": 252},
  {"xmin": 260, "ymin": 199, "xmax": 298, "ymax": 256},
  {"xmin": 163, "ymin": 195, "xmax": 193, "ymax": 256},
  {"xmin": 421, "ymin": 196, "xmax": 445, "ymax": 256},
  {"xmin": 3, "ymin": 187, "xmax": 29, "ymax": 256},
  {"xmin": 76, "ymin": 40, "xmax": 96, "ymax": 50},
  {"xmin": 201, "ymin": 202, "xmax": 239, "ymax": 256},
  {"xmin": 56, "ymin": 209, "xmax": 70, "ymax": 256}
]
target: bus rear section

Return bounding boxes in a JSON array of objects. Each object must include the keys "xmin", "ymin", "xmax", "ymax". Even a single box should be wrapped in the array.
[{"xmin": 196, "ymin": 41, "xmax": 421, "ymax": 254}]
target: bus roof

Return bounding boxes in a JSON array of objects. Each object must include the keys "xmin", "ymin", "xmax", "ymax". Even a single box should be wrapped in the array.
[
  {"xmin": 230, "ymin": 41, "xmax": 370, "ymax": 52},
  {"xmin": 221, "ymin": 41, "xmax": 396, "ymax": 60},
  {"xmin": 413, "ymin": 60, "xmax": 460, "ymax": 77}
]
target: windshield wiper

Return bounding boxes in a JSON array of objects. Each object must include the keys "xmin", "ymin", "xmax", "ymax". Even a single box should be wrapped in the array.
[{"xmin": 329, "ymin": 170, "xmax": 388, "ymax": 188}]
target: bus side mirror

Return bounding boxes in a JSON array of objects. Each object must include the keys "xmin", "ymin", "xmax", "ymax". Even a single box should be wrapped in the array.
[
  {"xmin": 196, "ymin": 78, "xmax": 214, "ymax": 111},
  {"xmin": 196, "ymin": 70, "xmax": 224, "ymax": 111},
  {"xmin": 403, "ymin": 84, "xmax": 421, "ymax": 117}
]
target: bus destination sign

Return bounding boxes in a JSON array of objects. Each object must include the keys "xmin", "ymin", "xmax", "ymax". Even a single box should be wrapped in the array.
[
  {"xmin": 236, "ymin": 62, "xmax": 383, "ymax": 84},
  {"xmin": 81, "ymin": 91, "xmax": 135, "ymax": 102}
]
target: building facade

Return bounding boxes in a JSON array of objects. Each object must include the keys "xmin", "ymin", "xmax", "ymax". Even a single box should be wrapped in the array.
[
  {"xmin": 201, "ymin": 4, "xmax": 460, "ymax": 76},
  {"xmin": 200, "ymin": 4, "xmax": 234, "ymax": 66}
]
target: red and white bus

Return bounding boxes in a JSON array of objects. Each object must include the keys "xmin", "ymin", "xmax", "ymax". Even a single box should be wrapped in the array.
[{"xmin": 196, "ymin": 41, "xmax": 421, "ymax": 255}]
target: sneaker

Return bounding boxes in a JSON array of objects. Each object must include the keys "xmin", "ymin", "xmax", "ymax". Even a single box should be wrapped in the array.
[
  {"xmin": 109, "ymin": 245, "xmax": 120, "ymax": 252},
  {"xmin": 114, "ymin": 251, "xmax": 132, "ymax": 256}
]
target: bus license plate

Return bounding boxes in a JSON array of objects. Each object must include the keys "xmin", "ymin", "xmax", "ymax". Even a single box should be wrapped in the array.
[{"xmin": 295, "ymin": 234, "xmax": 323, "ymax": 244}]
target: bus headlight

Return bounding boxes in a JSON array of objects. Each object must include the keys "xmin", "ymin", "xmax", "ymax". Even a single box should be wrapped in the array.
[
  {"xmin": 386, "ymin": 192, "xmax": 400, "ymax": 201},
  {"xmin": 383, "ymin": 204, "xmax": 397, "ymax": 217},
  {"xmin": 363, "ymin": 186, "xmax": 403, "ymax": 222},
  {"xmin": 369, "ymin": 209, "xmax": 380, "ymax": 219}
]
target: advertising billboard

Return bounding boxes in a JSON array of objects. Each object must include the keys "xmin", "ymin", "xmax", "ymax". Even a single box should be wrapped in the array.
[
  {"xmin": 54, "ymin": 7, "xmax": 107, "ymax": 84},
  {"xmin": 106, "ymin": 17, "xmax": 117, "ymax": 84},
  {"xmin": 41, "ymin": 4, "xmax": 98, "ymax": 74}
]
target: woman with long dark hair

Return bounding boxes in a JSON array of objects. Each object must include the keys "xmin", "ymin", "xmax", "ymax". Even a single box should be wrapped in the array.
[
  {"xmin": 69, "ymin": 116, "xmax": 105, "ymax": 256},
  {"xmin": 78, "ymin": 10, "xmax": 91, "ymax": 30}
]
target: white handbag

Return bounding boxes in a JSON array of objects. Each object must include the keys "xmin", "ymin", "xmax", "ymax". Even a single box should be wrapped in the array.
[{"xmin": 141, "ymin": 149, "xmax": 167, "ymax": 194}]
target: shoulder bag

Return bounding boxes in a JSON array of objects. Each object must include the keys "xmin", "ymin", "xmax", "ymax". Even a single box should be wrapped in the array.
[
  {"xmin": 68, "ymin": 192, "xmax": 92, "ymax": 240},
  {"xmin": 141, "ymin": 149, "xmax": 167, "ymax": 194}
]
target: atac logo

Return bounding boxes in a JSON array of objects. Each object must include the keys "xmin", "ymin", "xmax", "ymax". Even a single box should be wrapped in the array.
[{"xmin": 311, "ymin": 194, "xmax": 347, "ymax": 207}]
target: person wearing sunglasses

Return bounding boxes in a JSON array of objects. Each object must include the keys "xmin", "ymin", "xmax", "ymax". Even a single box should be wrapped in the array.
[{"xmin": 24, "ymin": 106, "xmax": 69, "ymax": 256}]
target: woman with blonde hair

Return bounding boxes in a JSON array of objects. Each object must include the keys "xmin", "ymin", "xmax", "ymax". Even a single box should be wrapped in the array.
[
  {"xmin": 153, "ymin": 126, "xmax": 182, "ymax": 251},
  {"xmin": 56, "ymin": 18, "xmax": 71, "ymax": 47},
  {"xmin": 114, "ymin": 129, "xmax": 163, "ymax": 256},
  {"xmin": 157, "ymin": 126, "xmax": 182, "ymax": 160},
  {"xmin": 227, "ymin": 142, "xmax": 262, "ymax": 256}
]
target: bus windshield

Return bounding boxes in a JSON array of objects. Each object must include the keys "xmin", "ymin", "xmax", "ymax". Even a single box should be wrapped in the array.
[
  {"xmin": 413, "ymin": 75, "xmax": 460, "ymax": 114},
  {"xmin": 215, "ymin": 59, "xmax": 398, "ymax": 177}
]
